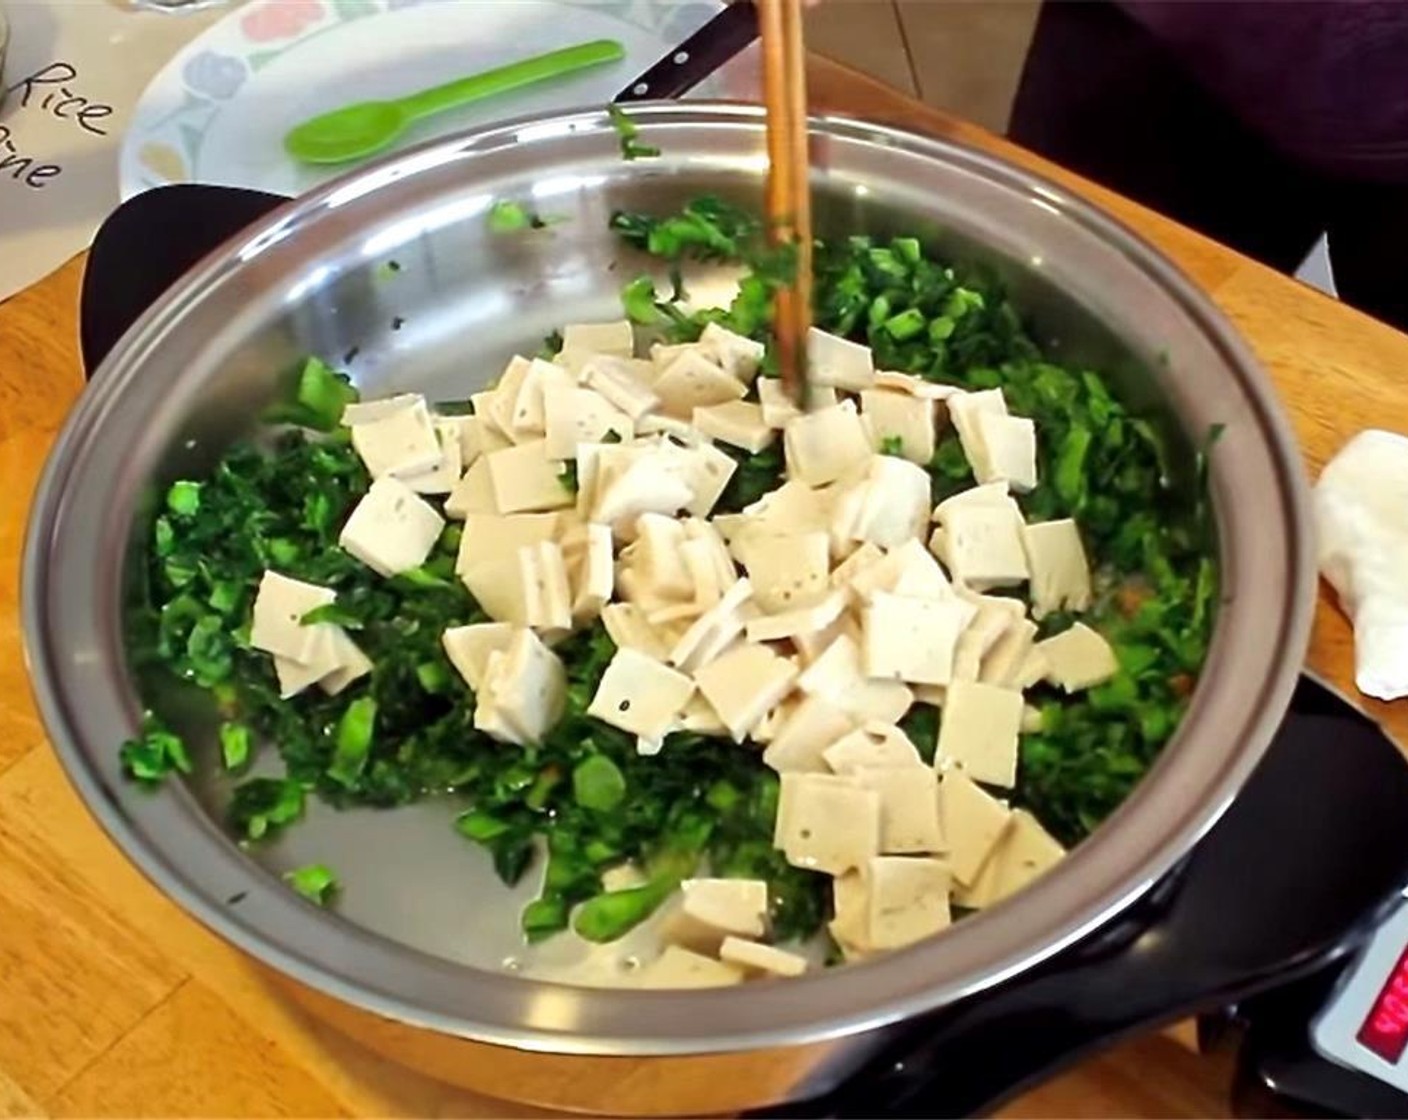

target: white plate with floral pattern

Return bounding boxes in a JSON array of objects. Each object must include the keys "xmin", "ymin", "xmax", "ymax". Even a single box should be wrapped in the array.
[{"xmin": 119, "ymin": 0, "xmax": 760, "ymax": 200}]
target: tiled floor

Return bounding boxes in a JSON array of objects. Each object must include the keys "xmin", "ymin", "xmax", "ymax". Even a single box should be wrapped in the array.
[{"xmin": 806, "ymin": 0, "xmax": 1040, "ymax": 134}]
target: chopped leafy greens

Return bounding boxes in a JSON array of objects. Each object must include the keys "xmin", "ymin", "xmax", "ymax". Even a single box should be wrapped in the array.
[
  {"xmin": 487, "ymin": 200, "xmax": 550, "ymax": 233},
  {"xmin": 606, "ymin": 104, "xmax": 660, "ymax": 161},
  {"xmin": 119, "ymin": 713, "xmax": 192, "ymax": 784},
  {"xmin": 284, "ymin": 863, "xmax": 338, "ymax": 905}
]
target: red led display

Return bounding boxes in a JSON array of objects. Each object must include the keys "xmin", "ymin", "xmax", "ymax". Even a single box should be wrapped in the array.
[{"xmin": 1357, "ymin": 942, "xmax": 1408, "ymax": 1063}]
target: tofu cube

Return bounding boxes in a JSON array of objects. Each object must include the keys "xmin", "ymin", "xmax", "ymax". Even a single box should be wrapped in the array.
[
  {"xmin": 485, "ymin": 440, "xmax": 574, "ymax": 514},
  {"xmin": 849, "ymin": 456, "xmax": 932, "ymax": 550},
  {"xmin": 992, "ymin": 809, "xmax": 1065, "ymax": 898},
  {"xmin": 272, "ymin": 624, "xmax": 341, "ymax": 698},
  {"xmin": 569, "ymin": 522, "xmax": 615, "ymax": 624},
  {"xmin": 830, "ymin": 871, "xmax": 871, "ymax": 958},
  {"xmin": 1022, "ymin": 519, "xmax": 1093, "ymax": 619},
  {"xmin": 980, "ymin": 618, "xmax": 1039, "ymax": 689},
  {"xmin": 807, "ymin": 327, "xmax": 875, "ymax": 391},
  {"xmin": 950, "ymin": 598, "xmax": 1021, "ymax": 683},
  {"xmin": 852, "ymin": 767, "xmax": 946, "ymax": 854},
  {"xmin": 339, "ymin": 476, "xmax": 445, "ymax": 577},
  {"xmin": 316, "ymin": 628, "xmax": 373, "ymax": 696},
  {"xmin": 474, "ymin": 628, "xmax": 566, "ymax": 746},
  {"xmin": 676, "ymin": 440, "xmax": 739, "ymax": 518},
  {"xmin": 634, "ymin": 946, "xmax": 744, "ymax": 989},
  {"xmin": 797, "ymin": 633, "xmax": 915, "ymax": 726},
  {"xmin": 935, "ymin": 680, "xmax": 1025, "ymax": 788},
  {"xmin": 699, "ymin": 322, "xmax": 766, "ymax": 383},
  {"xmin": 945, "ymin": 388, "xmax": 1009, "ymax": 479},
  {"xmin": 519, "ymin": 540, "xmax": 573, "ymax": 631},
  {"xmin": 349, "ymin": 397, "xmax": 443, "ymax": 479},
  {"xmin": 590, "ymin": 446, "xmax": 696, "ymax": 529},
  {"xmin": 954, "ymin": 808, "xmax": 1065, "ymax": 910},
  {"xmin": 745, "ymin": 589, "xmax": 848, "ymax": 643},
  {"xmin": 250, "ymin": 571, "xmax": 336, "ymax": 662},
  {"xmin": 679, "ymin": 878, "xmax": 768, "ymax": 940},
  {"xmin": 783, "ymin": 401, "xmax": 874, "ymax": 487},
  {"xmin": 937, "ymin": 499, "xmax": 1029, "ymax": 587},
  {"xmin": 861, "ymin": 591, "xmax": 972, "ymax": 686},
  {"xmin": 861, "ymin": 388, "xmax": 937, "ymax": 465},
  {"xmin": 442, "ymin": 621, "xmax": 515, "ymax": 691},
  {"xmin": 762, "ymin": 694, "xmax": 858, "ymax": 774},
  {"xmin": 653, "ymin": 350, "xmax": 747, "ymax": 418},
  {"xmin": 693, "ymin": 401, "xmax": 776, "ymax": 454},
  {"xmin": 443, "ymin": 456, "xmax": 500, "ymax": 519},
  {"xmin": 888, "ymin": 538, "xmax": 959, "ymax": 602},
  {"xmin": 875, "ymin": 370, "xmax": 961, "ymax": 400},
  {"xmin": 931, "ymin": 481, "xmax": 1012, "ymax": 522},
  {"xmin": 510, "ymin": 358, "xmax": 577, "ymax": 436},
  {"xmin": 668, "ymin": 577, "xmax": 754, "ymax": 673},
  {"xmin": 401, "ymin": 419, "xmax": 465, "ymax": 495},
  {"xmin": 583, "ymin": 356, "xmax": 660, "ymax": 419},
  {"xmin": 601, "ymin": 602, "xmax": 673, "ymax": 662},
  {"xmin": 823, "ymin": 722, "xmax": 925, "ymax": 772},
  {"xmin": 739, "ymin": 530, "xmax": 831, "ymax": 614},
  {"xmin": 1036, "ymin": 622, "xmax": 1120, "ymax": 691},
  {"xmin": 588, "ymin": 647, "xmax": 696, "ymax": 740},
  {"xmin": 718, "ymin": 937, "xmax": 808, "ymax": 977},
  {"xmin": 940, "ymin": 770, "xmax": 1013, "ymax": 885},
  {"xmin": 974, "ymin": 412, "xmax": 1038, "ymax": 491},
  {"xmin": 340, "ymin": 392, "xmax": 421, "ymax": 427},
  {"xmin": 454, "ymin": 512, "xmax": 561, "ymax": 577},
  {"xmin": 693, "ymin": 642, "xmax": 800, "ymax": 743},
  {"xmin": 758, "ymin": 377, "xmax": 803, "ymax": 429},
  {"xmin": 864, "ymin": 856, "xmax": 953, "ymax": 950},
  {"xmin": 561, "ymin": 320, "xmax": 635, "ymax": 358},
  {"xmin": 543, "ymin": 387, "xmax": 634, "ymax": 460},
  {"xmin": 774, "ymin": 772, "xmax": 882, "ymax": 875}
]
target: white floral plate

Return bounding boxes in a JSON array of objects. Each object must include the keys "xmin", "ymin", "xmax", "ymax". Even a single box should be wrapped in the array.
[{"xmin": 119, "ymin": 0, "xmax": 760, "ymax": 200}]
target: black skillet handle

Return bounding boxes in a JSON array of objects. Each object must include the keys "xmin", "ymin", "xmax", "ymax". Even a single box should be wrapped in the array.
[
  {"xmin": 756, "ymin": 682, "xmax": 1408, "ymax": 1118},
  {"xmin": 81, "ymin": 185, "xmax": 292, "ymax": 377}
]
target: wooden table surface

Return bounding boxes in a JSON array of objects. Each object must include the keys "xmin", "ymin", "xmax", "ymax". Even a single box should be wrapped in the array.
[{"xmin": 1, "ymin": 54, "xmax": 1405, "ymax": 1119}]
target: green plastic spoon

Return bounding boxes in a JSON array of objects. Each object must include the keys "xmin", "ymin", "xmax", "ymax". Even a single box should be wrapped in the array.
[{"xmin": 284, "ymin": 38, "xmax": 626, "ymax": 165}]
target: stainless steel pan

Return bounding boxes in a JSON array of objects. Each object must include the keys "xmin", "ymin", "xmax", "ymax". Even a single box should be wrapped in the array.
[{"xmin": 23, "ymin": 104, "xmax": 1315, "ymax": 1112}]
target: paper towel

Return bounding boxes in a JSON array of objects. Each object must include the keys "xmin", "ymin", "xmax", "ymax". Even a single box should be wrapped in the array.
[{"xmin": 1315, "ymin": 429, "xmax": 1408, "ymax": 701}]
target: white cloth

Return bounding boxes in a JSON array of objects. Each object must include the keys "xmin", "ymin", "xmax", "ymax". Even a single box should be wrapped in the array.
[{"xmin": 1315, "ymin": 429, "xmax": 1408, "ymax": 701}]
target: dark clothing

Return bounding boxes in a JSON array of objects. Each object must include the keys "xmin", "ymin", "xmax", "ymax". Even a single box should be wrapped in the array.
[
  {"xmin": 1120, "ymin": 1, "xmax": 1408, "ymax": 182},
  {"xmin": 1009, "ymin": 1, "xmax": 1408, "ymax": 330}
]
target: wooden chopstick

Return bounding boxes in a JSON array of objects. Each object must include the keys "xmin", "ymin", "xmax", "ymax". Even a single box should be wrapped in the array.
[{"xmin": 758, "ymin": 0, "xmax": 813, "ymax": 403}]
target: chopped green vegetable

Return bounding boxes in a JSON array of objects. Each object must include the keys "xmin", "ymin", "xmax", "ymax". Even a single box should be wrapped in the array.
[
  {"xmin": 620, "ymin": 275, "xmax": 664, "ymax": 324},
  {"xmin": 574, "ymin": 880, "xmax": 673, "ymax": 942},
  {"xmin": 879, "ymin": 434, "xmax": 905, "ymax": 457},
  {"xmin": 607, "ymin": 104, "xmax": 661, "ymax": 161},
  {"xmin": 487, "ymin": 199, "xmax": 547, "ymax": 233},
  {"xmin": 329, "ymin": 697, "xmax": 377, "ymax": 788},
  {"xmin": 558, "ymin": 461, "xmax": 580, "ymax": 494},
  {"xmin": 229, "ymin": 778, "xmax": 304, "ymax": 841},
  {"xmin": 263, "ymin": 356, "xmax": 359, "ymax": 432},
  {"xmin": 166, "ymin": 481, "xmax": 201, "ymax": 518},
  {"xmin": 284, "ymin": 863, "xmax": 338, "ymax": 905},
  {"xmin": 573, "ymin": 755, "xmax": 626, "ymax": 812},
  {"xmin": 119, "ymin": 713, "xmax": 192, "ymax": 783},
  {"xmin": 219, "ymin": 721, "xmax": 252, "ymax": 771}
]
